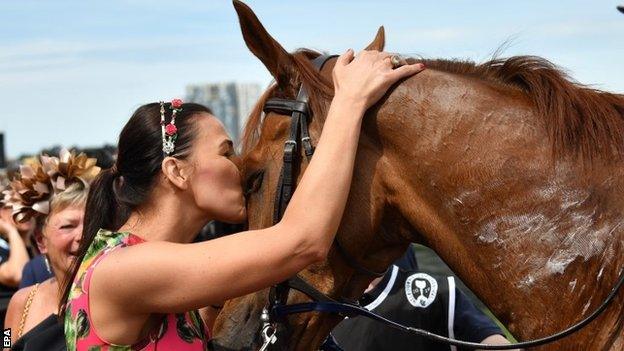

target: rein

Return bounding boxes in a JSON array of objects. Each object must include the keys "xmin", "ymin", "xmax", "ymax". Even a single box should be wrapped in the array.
[{"xmin": 257, "ymin": 53, "xmax": 624, "ymax": 351}]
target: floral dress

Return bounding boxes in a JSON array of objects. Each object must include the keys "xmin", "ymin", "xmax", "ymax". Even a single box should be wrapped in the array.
[{"xmin": 64, "ymin": 229, "xmax": 209, "ymax": 350}]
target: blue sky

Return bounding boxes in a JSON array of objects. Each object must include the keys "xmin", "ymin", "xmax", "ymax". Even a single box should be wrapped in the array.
[{"xmin": 1, "ymin": 0, "xmax": 623, "ymax": 158}]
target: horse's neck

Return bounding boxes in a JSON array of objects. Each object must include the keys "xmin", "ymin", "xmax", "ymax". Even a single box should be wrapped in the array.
[{"xmin": 374, "ymin": 70, "xmax": 624, "ymax": 346}]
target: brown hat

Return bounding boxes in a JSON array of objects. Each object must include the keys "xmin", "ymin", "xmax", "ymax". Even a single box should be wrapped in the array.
[{"xmin": 2, "ymin": 149, "xmax": 100, "ymax": 222}]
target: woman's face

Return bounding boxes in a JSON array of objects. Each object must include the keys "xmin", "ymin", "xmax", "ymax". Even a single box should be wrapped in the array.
[
  {"xmin": 185, "ymin": 113, "xmax": 246, "ymax": 223},
  {"xmin": 41, "ymin": 205, "xmax": 84, "ymax": 278}
]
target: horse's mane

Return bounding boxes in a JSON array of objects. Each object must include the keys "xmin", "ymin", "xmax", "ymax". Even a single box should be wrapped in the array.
[
  {"xmin": 241, "ymin": 51, "xmax": 624, "ymax": 163},
  {"xmin": 423, "ymin": 56, "xmax": 624, "ymax": 163}
]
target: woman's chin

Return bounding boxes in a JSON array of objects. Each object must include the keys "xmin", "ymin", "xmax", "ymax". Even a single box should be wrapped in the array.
[
  {"xmin": 215, "ymin": 206, "xmax": 247, "ymax": 224},
  {"xmin": 229, "ymin": 206, "xmax": 247, "ymax": 224}
]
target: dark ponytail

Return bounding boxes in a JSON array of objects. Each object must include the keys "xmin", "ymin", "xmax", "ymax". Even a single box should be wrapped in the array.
[{"xmin": 60, "ymin": 102, "xmax": 212, "ymax": 315}]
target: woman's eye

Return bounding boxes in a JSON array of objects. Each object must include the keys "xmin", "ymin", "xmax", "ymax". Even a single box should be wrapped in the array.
[
  {"xmin": 60, "ymin": 224, "xmax": 76, "ymax": 230},
  {"xmin": 245, "ymin": 171, "xmax": 264, "ymax": 196}
]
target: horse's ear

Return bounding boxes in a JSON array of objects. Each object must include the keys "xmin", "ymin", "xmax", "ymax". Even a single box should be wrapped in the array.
[
  {"xmin": 364, "ymin": 26, "xmax": 385, "ymax": 51},
  {"xmin": 233, "ymin": 0, "xmax": 293, "ymax": 87}
]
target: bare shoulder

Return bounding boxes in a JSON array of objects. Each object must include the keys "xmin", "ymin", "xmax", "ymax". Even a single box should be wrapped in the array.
[
  {"xmin": 38, "ymin": 278, "xmax": 60, "ymax": 302},
  {"xmin": 93, "ymin": 240, "xmax": 173, "ymax": 278},
  {"xmin": 88, "ymin": 241, "xmax": 172, "ymax": 300},
  {"xmin": 4, "ymin": 285, "xmax": 35, "ymax": 329},
  {"xmin": 7, "ymin": 286, "xmax": 32, "ymax": 311}
]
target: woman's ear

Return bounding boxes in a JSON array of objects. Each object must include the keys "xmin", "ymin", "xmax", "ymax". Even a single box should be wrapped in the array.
[
  {"xmin": 161, "ymin": 157, "xmax": 190, "ymax": 191},
  {"xmin": 35, "ymin": 228, "xmax": 47, "ymax": 254}
]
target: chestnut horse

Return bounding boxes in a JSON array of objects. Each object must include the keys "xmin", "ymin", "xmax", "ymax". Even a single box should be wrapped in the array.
[{"xmin": 212, "ymin": 2, "xmax": 624, "ymax": 350}]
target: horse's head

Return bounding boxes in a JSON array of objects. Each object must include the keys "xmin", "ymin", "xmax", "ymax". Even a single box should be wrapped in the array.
[
  {"xmin": 211, "ymin": 2, "xmax": 417, "ymax": 350},
  {"xmin": 213, "ymin": 2, "xmax": 624, "ymax": 350}
]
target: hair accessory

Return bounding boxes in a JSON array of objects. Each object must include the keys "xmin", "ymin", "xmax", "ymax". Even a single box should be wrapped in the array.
[
  {"xmin": 1, "ymin": 149, "xmax": 100, "ymax": 222},
  {"xmin": 160, "ymin": 99, "xmax": 183, "ymax": 155}
]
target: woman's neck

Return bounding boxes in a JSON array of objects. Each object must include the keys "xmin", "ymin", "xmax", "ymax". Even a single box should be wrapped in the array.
[
  {"xmin": 41, "ymin": 276, "xmax": 61, "ymax": 314},
  {"xmin": 118, "ymin": 191, "xmax": 209, "ymax": 243}
]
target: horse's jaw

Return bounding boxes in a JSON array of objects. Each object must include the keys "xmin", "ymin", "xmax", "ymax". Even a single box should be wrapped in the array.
[
  {"xmin": 212, "ymin": 291, "xmax": 345, "ymax": 351},
  {"xmin": 286, "ymin": 314, "xmax": 345, "ymax": 351},
  {"xmin": 211, "ymin": 294, "xmax": 265, "ymax": 350}
]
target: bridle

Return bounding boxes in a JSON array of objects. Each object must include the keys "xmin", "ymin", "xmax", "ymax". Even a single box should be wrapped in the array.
[
  {"xmin": 257, "ymin": 54, "xmax": 386, "ymax": 350},
  {"xmin": 256, "ymin": 54, "xmax": 624, "ymax": 351},
  {"xmin": 266, "ymin": 54, "xmax": 388, "ymax": 278}
]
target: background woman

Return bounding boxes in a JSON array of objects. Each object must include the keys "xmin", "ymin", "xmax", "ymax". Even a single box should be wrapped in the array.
[{"xmin": 3, "ymin": 150, "xmax": 99, "ymax": 349}]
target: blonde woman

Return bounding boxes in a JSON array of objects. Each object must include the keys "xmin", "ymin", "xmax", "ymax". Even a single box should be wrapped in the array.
[{"xmin": 3, "ymin": 150, "xmax": 99, "ymax": 349}]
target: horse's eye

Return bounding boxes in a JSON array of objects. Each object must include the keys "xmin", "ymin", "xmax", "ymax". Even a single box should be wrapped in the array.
[{"xmin": 244, "ymin": 170, "xmax": 264, "ymax": 196}]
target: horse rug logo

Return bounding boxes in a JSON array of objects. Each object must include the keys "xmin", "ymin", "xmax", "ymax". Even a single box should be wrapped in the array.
[{"xmin": 405, "ymin": 273, "xmax": 438, "ymax": 308}]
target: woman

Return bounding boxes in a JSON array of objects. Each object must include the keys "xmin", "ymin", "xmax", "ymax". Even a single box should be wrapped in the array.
[
  {"xmin": 61, "ymin": 50, "xmax": 425, "ymax": 350},
  {"xmin": 0, "ymin": 205, "xmax": 31, "ymax": 327},
  {"xmin": 0, "ymin": 204, "xmax": 32, "ymax": 290},
  {"xmin": 3, "ymin": 150, "xmax": 99, "ymax": 349},
  {"xmin": 0, "ymin": 184, "xmax": 36, "ymax": 310}
]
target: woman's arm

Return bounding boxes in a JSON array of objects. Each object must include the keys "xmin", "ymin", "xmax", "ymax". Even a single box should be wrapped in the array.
[
  {"xmin": 94, "ymin": 50, "xmax": 425, "ymax": 314},
  {"xmin": 0, "ymin": 220, "xmax": 29, "ymax": 287}
]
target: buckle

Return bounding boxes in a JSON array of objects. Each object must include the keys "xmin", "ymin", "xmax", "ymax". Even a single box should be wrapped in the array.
[
  {"xmin": 301, "ymin": 137, "xmax": 314, "ymax": 157},
  {"xmin": 283, "ymin": 141, "xmax": 297, "ymax": 163}
]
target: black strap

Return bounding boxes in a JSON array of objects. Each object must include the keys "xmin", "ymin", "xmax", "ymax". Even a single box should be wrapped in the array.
[
  {"xmin": 271, "ymin": 54, "xmax": 337, "ymax": 224},
  {"xmin": 271, "ymin": 89, "xmax": 304, "ymax": 223},
  {"xmin": 268, "ymin": 54, "xmax": 340, "ymax": 320},
  {"xmin": 284, "ymin": 275, "xmax": 337, "ymax": 303},
  {"xmin": 263, "ymin": 98, "xmax": 309, "ymax": 116},
  {"xmin": 300, "ymin": 55, "xmax": 337, "ymax": 160}
]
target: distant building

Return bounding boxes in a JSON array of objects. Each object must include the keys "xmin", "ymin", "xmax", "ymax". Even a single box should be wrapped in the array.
[
  {"xmin": 185, "ymin": 82, "xmax": 262, "ymax": 142},
  {"xmin": 0, "ymin": 132, "xmax": 5, "ymax": 169}
]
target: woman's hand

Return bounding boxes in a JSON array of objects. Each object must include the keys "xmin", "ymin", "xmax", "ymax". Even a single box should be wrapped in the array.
[
  {"xmin": 332, "ymin": 49, "xmax": 425, "ymax": 111},
  {"xmin": 0, "ymin": 217, "xmax": 28, "ymax": 288},
  {"xmin": 0, "ymin": 218, "xmax": 19, "ymax": 241}
]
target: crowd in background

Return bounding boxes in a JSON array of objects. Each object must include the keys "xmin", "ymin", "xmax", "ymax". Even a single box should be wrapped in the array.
[{"xmin": 0, "ymin": 145, "xmax": 115, "ymax": 330}]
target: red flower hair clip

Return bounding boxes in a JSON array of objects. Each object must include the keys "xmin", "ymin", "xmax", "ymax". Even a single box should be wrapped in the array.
[
  {"xmin": 160, "ymin": 99, "xmax": 183, "ymax": 155},
  {"xmin": 171, "ymin": 98, "xmax": 183, "ymax": 109}
]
